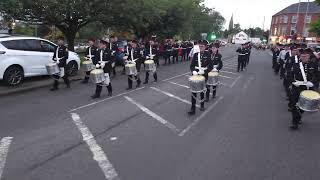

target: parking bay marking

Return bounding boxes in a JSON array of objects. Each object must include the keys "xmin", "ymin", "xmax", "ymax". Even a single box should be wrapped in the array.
[
  {"xmin": 70, "ymin": 113, "xmax": 120, "ymax": 180},
  {"xmin": 69, "ymin": 87, "xmax": 146, "ymax": 112},
  {"xmin": 0, "ymin": 137, "xmax": 13, "ymax": 180},
  {"xmin": 179, "ymin": 97, "xmax": 224, "ymax": 136},
  {"xmin": 125, "ymin": 96, "xmax": 180, "ymax": 133},
  {"xmin": 150, "ymin": 87, "xmax": 200, "ymax": 108}
]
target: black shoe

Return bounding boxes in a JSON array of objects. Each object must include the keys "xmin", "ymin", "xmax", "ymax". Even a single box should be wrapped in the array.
[
  {"xmin": 200, "ymin": 107, "xmax": 205, "ymax": 111},
  {"xmin": 50, "ymin": 87, "xmax": 58, "ymax": 91},
  {"xmin": 143, "ymin": 81, "xmax": 148, "ymax": 84},
  {"xmin": 126, "ymin": 87, "xmax": 132, "ymax": 90},
  {"xmin": 290, "ymin": 125, "xmax": 299, "ymax": 130},
  {"xmin": 136, "ymin": 83, "xmax": 141, "ymax": 88},
  {"xmin": 66, "ymin": 84, "xmax": 71, "ymax": 88},
  {"xmin": 188, "ymin": 111, "xmax": 196, "ymax": 115},
  {"xmin": 298, "ymin": 121, "xmax": 302, "ymax": 125},
  {"xmin": 108, "ymin": 92, "xmax": 113, "ymax": 97},
  {"xmin": 91, "ymin": 95, "xmax": 100, "ymax": 99}
]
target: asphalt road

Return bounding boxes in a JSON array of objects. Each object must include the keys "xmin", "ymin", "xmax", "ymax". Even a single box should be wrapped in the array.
[{"xmin": 1, "ymin": 45, "xmax": 320, "ymax": 180}]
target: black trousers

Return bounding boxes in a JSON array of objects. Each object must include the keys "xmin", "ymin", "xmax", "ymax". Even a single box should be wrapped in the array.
[
  {"xmin": 84, "ymin": 71, "xmax": 90, "ymax": 81},
  {"xmin": 52, "ymin": 68, "xmax": 70, "ymax": 88},
  {"xmin": 173, "ymin": 51, "xmax": 179, "ymax": 63},
  {"xmin": 191, "ymin": 92, "xmax": 205, "ymax": 111},
  {"xmin": 272, "ymin": 58, "xmax": 277, "ymax": 69},
  {"xmin": 206, "ymin": 85, "xmax": 217, "ymax": 99},
  {"xmin": 128, "ymin": 75, "xmax": 141, "ymax": 88},
  {"xmin": 237, "ymin": 57, "xmax": 245, "ymax": 72},
  {"xmin": 164, "ymin": 52, "xmax": 172, "ymax": 64},
  {"xmin": 279, "ymin": 61, "xmax": 285, "ymax": 78},
  {"xmin": 291, "ymin": 86, "xmax": 308, "ymax": 125},
  {"xmin": 145, "ymin": 71, "xmax": 158, "ymax": 82},
  {"xmin": 94, "ymin": 83, "xmax": 112, "ymax": 97}
]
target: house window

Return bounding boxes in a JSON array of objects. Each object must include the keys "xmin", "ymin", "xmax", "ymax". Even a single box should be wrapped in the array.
[
  {"xmin": 305, "ymin": 15, "xmax": 311, "ymax": 23},
  {"xmin": 275, "ymin": 17, "xmax": 278, "ymax": 24},
  {"xmin": 291, "ymin": 26, "xmax": 296, "ymax": 35},
  {"xmin": 283, "ymin": 16, "xmax": 288, "ymax": 23},
  {"xmin": 304, "ymin": 27, "xmax": 310, "ymax": 37},
  {"xmin": 274, "ymin": 27, "xmax": 278, "ymax": 36},
  {"xmin": 282, "ymin": 26, "xmax": 287, "ymax": 35},
  {"xmin": 292, "ymin": 15, "xmax": 298, "ymax": 23}
]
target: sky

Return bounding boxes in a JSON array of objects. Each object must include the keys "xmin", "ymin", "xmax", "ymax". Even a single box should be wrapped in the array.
[{"xmin": 204, "ymin": 0, "xmax": 313, "ymax": 30}]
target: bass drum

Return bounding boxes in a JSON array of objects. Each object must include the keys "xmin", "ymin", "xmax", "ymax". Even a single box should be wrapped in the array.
[{"xmin": 297, "ymin": 90, "xmax": 320, "ymax": 112}]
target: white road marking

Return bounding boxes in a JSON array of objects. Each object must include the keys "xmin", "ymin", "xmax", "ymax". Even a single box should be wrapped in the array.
[
  {"xmin": 124, "ymin": 96, "xmax": 180, "ymax": 133},
  {"xmin": 0, "ymin": 137, "xmax": 13, "ymax": 179},
  {"xmin": 69, "ymin": 87, "xmax": 146, "ymax": 112},
  {"xmin": 179, "ymin": 97, "xmax": 224, "ymax": 136},
  {"xmin": 70, "ymin": 113, "xmax": 120, "ymax": 180},
  {"xmin": 220, "ymin": 70, "xmax": 238, "ymax": 75},
  {"xmin": 162, "ymin": 72, "xmax": 190, "ymax": 82},
  {"xmin": 231, "ymin": 76, "xmax": 241, "ymax": 88},
  {"xmin": 110, "ymin": 137, "xmax": 118, "ymax": 141},
  {"xmin": 220, "ymin": 75, "xmax": 234, "ymax": 79},
  {"xmin": 150, "ymin": 87, "xmax": 200, "ymax": 108},
  {"xmin": 224, "ymin": 64, "xmax": 238, "ymax": 68},
  {"xmin": 168, "ymin": 81, "xmax": 190, "ymax": 89},
  {"xmin": 223, "ymin": 67, "xmax": 237, "ymax": 70}
]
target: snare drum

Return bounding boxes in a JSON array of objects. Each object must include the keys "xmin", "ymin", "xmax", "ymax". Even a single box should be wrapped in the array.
[
  {"xmin": 90, "ymin": 69, "xmax": 106, "ymax": 84},
  {"xmin": 207, "ymin": 71, "xmax": 219, "ymax": 86},
  {"xmin": 144, "ymin": 60, "xmax": 155, "ymax": 71},
  {"xmin": 125, "ymin": 63, "xmax": 137, "ymax": 75},
  {"xmin": 189, "ymin": 75, "xmax": 206, "ymax": 93},
  {"xmin": 46, "ymin": 63, "xmax": 60, "ymax": 75},
  {"xmin": 82, "ymin": 61, "xmax": 94, "ymax": 72},
  {"xmin": 297, "ymin": 90, "xmax": 320, "ymax": 112}
]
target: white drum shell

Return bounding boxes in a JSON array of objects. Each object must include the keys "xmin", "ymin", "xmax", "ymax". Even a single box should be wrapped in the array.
[
  {"xmin": 145, "ymin": 60, "xmax": 155, "ymax": 71},
  {"xmin": 90, "ymin": 69, "xmax": 106, "ymax": 84},
  {"xmin": 207, "ymin": 74, "xmax": 219, "ymax": 86},
  {"xmin": 125, "ymin": 64, "xmax": 137, "ymax": 75},
  {"xmin": 297, "ymin": 91, "xmax": 320, "ymax": 112},
  {"xmin": 189, "ymin": 76, "xmax": 206, "ymax": 93},
  {"xmin": 46, "ymin": 63, "xmax": 60, "ymax": 75},
  {"xmin": 82, "ymin": 61, "xmax": 94, "ymax": 72}
]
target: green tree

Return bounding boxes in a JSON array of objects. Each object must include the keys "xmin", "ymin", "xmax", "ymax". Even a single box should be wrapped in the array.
[{"xmin": 0, "ymin": 0, "xmax": 115, "ymax": 51}]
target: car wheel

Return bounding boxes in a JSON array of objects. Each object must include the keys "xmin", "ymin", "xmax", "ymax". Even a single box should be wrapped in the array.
[
  {"xmin": 67, "ymin": 61, "xmax": 78, "ymax": 76},
  {"xmin": 3, "ymin": 66, "xmax": 24, "ymax": 86}
]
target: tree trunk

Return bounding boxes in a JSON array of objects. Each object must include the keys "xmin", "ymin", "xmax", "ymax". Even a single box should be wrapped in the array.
[{"xmin": 65, "ymin": 31, "xmax": 76, "ymax": 52}]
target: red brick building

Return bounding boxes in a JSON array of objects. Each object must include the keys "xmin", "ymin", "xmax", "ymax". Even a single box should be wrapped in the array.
[{"xmin": 269, "ymin": 1, "xmax": 320, "ymax": 44}]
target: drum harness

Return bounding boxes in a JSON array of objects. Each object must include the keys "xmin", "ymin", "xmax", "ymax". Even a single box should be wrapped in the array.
[{"xmin": 295, "ymin": 62, "xmax": 309, "ymax": 115}]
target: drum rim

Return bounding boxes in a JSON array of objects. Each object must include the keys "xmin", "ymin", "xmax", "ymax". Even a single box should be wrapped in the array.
[{"xmin": 296, "ymin": 103, "xmax": 320, "ymax": 112}]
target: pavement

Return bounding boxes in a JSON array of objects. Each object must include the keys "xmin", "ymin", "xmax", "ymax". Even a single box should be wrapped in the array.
[{"xmin": 1, "ymin": 45, "xmax": 320, "ymax": 180}]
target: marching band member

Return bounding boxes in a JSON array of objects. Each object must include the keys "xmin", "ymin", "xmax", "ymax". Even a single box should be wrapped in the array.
[
  {"xmin": 205, "ymin": 43, "xmax": 223, "ymax": 102},
  {"xmin": 126, "ymin": 40, "xmax": 142, "ymax": 90},
  {"xmin": 91, "ymin": 40, "xmax": 113, "ymax": 99},
  {"xmin": 164, "ymin": 39, "xmax": 173, "ymax": 65},
  {"xmin": 272, "ymin": 44, "xmax": 281, "ymax": 73},
  {"xmin": 109, "ymin": 36, "xmax": 119, "ymax": 76},
  {"xmin": 173, "ymin": 40, "xmax": 180, "ymax": 64},
  {"xmin": 287, "ymin": 44, "xmax": 301, "ymax": 111},
  {"xmin": 236, "ymin": 43, "xmax": 247, "ymax": 72},
  {"xmin": 278, "ymin": 44, "xmax": 289, "ymax": 79},
  {"xmin": 81, "ymin": 38, "xmax": 97, "ymax": 84},
  {"xmin": 188, "ymin": 40, "xmax": 210, "ymax": 115},
  {"xmin": 288, "ymin": 48, "xmax": 318, "ymax": 130},
  {"xmin": 143, "ymin": 39, "xmax": 158, "ymax": 84},
  {"xmin": 50, "ymin": 36, "xmax": 70, "ymax": 91}
]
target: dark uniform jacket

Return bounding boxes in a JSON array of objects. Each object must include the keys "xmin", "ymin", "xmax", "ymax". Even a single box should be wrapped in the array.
[
  {"xmin": 209, "ymin": 53, "xmax": 223, "ymax": 72},
  {"xmin": 53, "ymin": 45, "xmax": 68, "ymax": 67},
  {"xmin": 236, "ymin": 47, "xmax": 247, "ymax": 60},
  {"xmin": 190, "ymin": 51, "xmax": 211, "ymax": 79},
  {"xmin": 85, "ymin": 46, "xmax": 97, "ymax": 60},
  {"xmin": 93, "ymin": 48, "xmax": 113, "ymax": 74},
  {"xmin": 128, "ymin": 47, "xmax": 143, "ymax": 72}
]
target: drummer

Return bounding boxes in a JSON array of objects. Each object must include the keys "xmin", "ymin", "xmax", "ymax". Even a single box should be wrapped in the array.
[
  {"xmin": 289, "ymin": 48, "xmax": 318, "ymax": 130},
  {"xmin": 188, "ymin": 40, "xmax": 211, "ymax": 115},
  {"xmin": 205, "ymin": 43, "xmax": 223, "ymax": 102},
  {"xmin": 81, "ymin": 38, "xmax": 97, "ymax": 84},
  {"xmin": 91, "ymin": 39, "xmax": 113, "ymax": 99},
  {"xmin": 143, "ymin": 39, "xmax": 158, "ymax": 84},
  {"xmin": 50, "ymin": 36, "xmax": 70, "ymax": 91},
  {"xmin": 126, "ymin": 40, "xmax": 142, "ymax": 90}
]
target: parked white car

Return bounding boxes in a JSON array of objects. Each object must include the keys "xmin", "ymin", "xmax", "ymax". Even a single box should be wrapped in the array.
[{"xmin": 0, "ymin": 36, "xmax": 80, "ymax": 85}]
